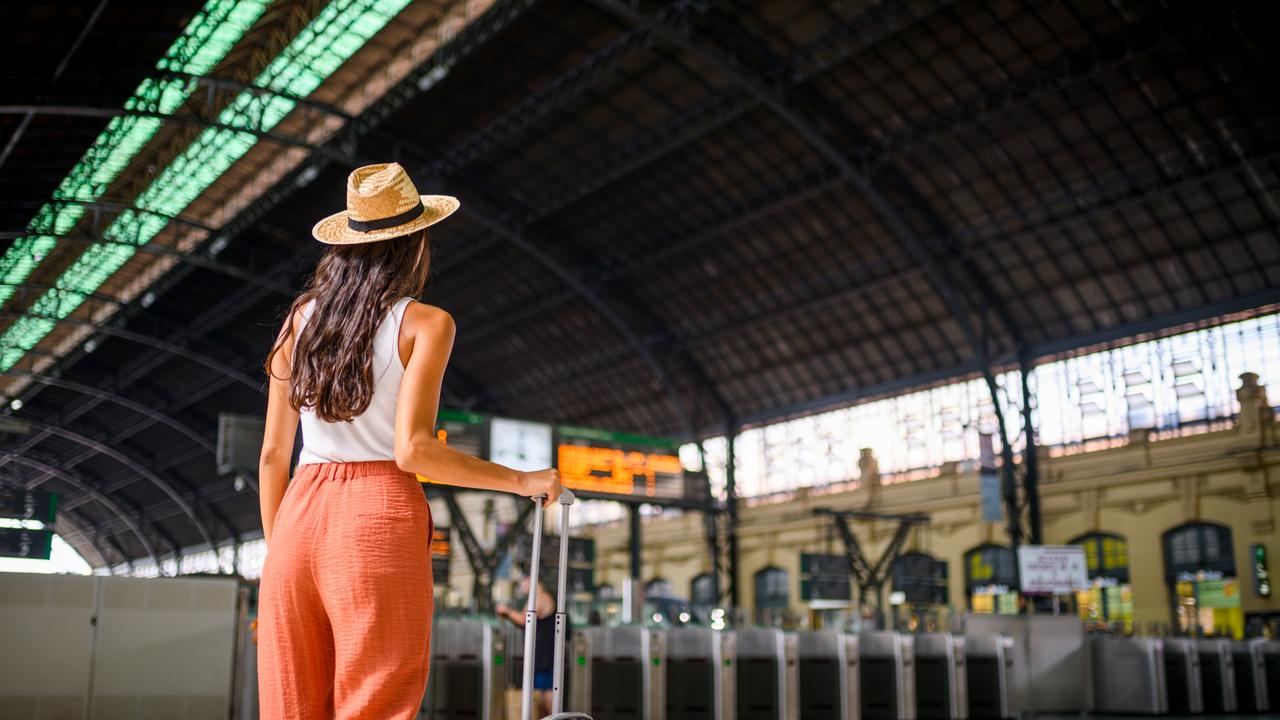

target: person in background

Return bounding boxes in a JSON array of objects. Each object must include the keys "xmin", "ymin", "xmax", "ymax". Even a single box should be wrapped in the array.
[{"xmin": 497, "ymin": 575, "xmax": 558, "ymax": 716}]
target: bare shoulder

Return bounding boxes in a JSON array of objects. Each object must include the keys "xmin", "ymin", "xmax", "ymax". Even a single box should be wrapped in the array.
[{"xmin": 403, "ymin": 300, "xmax": 456, "ymax": 339}]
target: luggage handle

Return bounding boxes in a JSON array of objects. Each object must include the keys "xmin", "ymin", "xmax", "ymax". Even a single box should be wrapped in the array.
[{"xmin": 521, "ymin": 489, "xmax": 587, "ymax": 720}]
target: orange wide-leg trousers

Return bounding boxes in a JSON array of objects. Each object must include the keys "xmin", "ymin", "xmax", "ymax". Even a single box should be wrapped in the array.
[{"xmin": 258, "ymin": 460, "xmax": 434, "ymax": 719}]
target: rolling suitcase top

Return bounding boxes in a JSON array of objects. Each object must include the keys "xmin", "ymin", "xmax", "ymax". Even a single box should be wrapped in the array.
[{"xmin": 521, "ymin": 489, "xmax": 592, "ymax": 720}]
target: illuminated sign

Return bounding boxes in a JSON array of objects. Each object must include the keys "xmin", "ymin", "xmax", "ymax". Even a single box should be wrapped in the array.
[
  {"xmin": 554, "ymin": 425, "xmax": 686, "ymax": 501},
  {"xmin": 431, "ymin": 527, "xmax": 450, "ymax": 586},
  {"xmin": 1255, "ymin": 544, "xmax": 1270, "ymax": 598}
]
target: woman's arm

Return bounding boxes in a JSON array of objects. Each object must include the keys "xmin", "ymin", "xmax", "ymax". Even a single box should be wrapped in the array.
[
  {"xmin": 394, "ymin": 301, "xmax": 562, "ymax": 503},
  {"xmin": 259, "ymin": 309, "xmax": 302, "ymax": 547}
]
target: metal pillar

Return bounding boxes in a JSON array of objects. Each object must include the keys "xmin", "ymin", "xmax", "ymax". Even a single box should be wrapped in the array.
[
  {"xmin": 628, "ymin": 503, "xmax": 642, "ymax": 580},
  {"xmin": 1020, "ymin": 351, "xmax": 1043, "ymax": 545},
  {"xmin": 726, "ymin": 421, "xmax": 741, "ymax": 609}
]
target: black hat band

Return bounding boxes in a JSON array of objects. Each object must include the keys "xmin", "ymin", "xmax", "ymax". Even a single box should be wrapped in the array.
[{"xmin": 347, "ymin": 199, "xmax": 424, "ymax": 232}]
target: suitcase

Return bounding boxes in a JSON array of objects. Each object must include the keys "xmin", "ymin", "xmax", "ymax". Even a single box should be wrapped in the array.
[{"xmin": 520, "ymin": 489, "xmax": 592, "ymax": 720}]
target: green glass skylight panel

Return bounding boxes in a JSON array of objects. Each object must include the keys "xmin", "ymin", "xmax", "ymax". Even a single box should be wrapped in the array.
[
  {"xmin": 1, "ymin": 0, "xmax": 415, "ymax": 369},
  {"xmin": 0, "ymin": 0, "xmax": 268, "ymax": 311}
]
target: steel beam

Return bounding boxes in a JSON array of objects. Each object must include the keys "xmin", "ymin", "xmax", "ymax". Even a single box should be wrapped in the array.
[
  {"xmin": 0, "ymin": 229, "xmax": 296, "ymax": 296},
  {"xmin": 0, "ymin": 452, "xmax": 162, "ymax": 569},
  {"xmin": 0, "ymin": 370, "xmax": 213, "ymax": 451},
  {"xmin": 11, "ymin": 418, "xmax": 216, "ymax": 551}
]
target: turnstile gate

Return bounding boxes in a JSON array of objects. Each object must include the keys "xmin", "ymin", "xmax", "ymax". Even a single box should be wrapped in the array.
[
  {"xmin": 736, "ymin": 628, "xmax": 800, "ymax": 720},
  {"xmin": 1199, "ymin": 638, "xmax": 1238, "ymax": 713},
  {"xmin": 1163, "ymin": 637, "xmax": 1204, "ymax": 715},
  {"xmin": 963, "ymin": 635, "xmax": 1013, "ymax": 720},
  {"xmin": 665, "ymin": 627, "xmax": 736, "ymax": 720},
  {"xmin": 914, "ymin": 634, "xmax": 966, "ymax": 720},
  {"xmin": 1265, "ymin": 641, "xmax": 1280, "ymax": 713},
  {"xmin": 1234, "ymin": 639, "xmax": 1270, "ymax": 713},
  {"xmin": 798, "ymin": 630, "xmax": 858, "ymax": 720},
  {"xmin": 571, "ymin": 625, "xmax": 666, "ymax": 720},
  {"xmin": 1091, "ymin": 637, "xmax": 1167, "ymax": 715},
  {"xmin": 422, "ymin": 619, "xmax": 506, "ymax": 720},
  {"xmin": 861, "ymin": 632, "xmax": 916, "ymax": 720}
]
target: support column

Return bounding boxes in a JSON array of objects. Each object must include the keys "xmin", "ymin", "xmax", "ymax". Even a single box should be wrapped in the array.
[
  {"xmin": 628, "ymin": 503, "xmax": 642, "ymax": 580},
  {"xmin": 1021, "ymin": 351, "xmax": 1043, "ymax": 545},
  {"xmin": 726, "ymin": 420, "xmax": 741, "ymax": 610}
]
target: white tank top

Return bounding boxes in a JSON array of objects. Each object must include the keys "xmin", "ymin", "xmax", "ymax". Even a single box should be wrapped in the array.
[{"xmin": 295, "ymin": 296, "xmax": 414, "ymax": 465}]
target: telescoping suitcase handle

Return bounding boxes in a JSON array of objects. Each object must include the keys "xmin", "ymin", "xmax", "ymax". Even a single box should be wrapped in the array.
[{"xmin": 521, "ymin": 489, "xmax": 592, "ymax": 720}]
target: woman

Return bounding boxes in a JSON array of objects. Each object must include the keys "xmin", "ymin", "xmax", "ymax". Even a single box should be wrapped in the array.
[{"xmin": 256, "ymin": 162, "xmax": 562, "ymax": 719}]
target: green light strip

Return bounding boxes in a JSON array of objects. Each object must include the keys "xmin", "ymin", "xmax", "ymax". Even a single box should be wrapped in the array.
[
  {"xmin": 0, "ymin": 0, "xmax": 414, "ymax": 369},
  {"xmin": 0, "ymin": 0, "xmax": 269, "ymax": 315}
]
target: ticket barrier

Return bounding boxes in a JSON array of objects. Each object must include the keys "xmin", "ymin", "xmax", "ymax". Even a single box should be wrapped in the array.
[
  {"xmin": 570, "ymin": 625, "xmax": 666, "ymax": 720},
  {"xmin": 736, "ymin": 628, "xmax": 800, "ymax": 720},
  {"xmin": 797, "ymin": 630, "xmax": 858, "ymax": 720},
  {"xmin": 422, "ymin": 619, "xmax": 507, "ymax": 720},
  {"xmin": 860, "ymin": 632, "xmax": 916, "ymax": 720},
  {"xmin": 1266, "ymin": 642, "xmax": 1280, "ymax": 712},
  {"xmin": 1233, "ymin": 639, "xmax": 1270, "ymax": 713},
  {"xmin": 665, "ymin": 627, "xmax": 736, "ymax": 720},
  {"xmin": 1091, "ymin": 637, "xmax": 1167, "ymax": 714},
  {"xmin": 1162, "ymin": 638, "xmax": 1204, "ymax": 715},
  {"xmin": 914, "ymin": 634, "xmax": 966, "ymax": 720},
  {"xmin": 1199, "ymin": 638, "xmax": 1238, "ymax": 713},
  {"xmin": 961, "ymin": 635, "xmax": 1013, "ymax": 720}
]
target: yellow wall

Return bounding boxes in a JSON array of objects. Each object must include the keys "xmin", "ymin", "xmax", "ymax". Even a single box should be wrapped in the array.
[{"xmin": 580, "ymin": 406, "xmax": 1280, "ymax": 633}]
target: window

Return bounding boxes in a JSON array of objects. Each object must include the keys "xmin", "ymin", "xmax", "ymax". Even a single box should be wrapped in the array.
[
  {"xmin": 691, "ymin": 573, "xmax": 716, "ymax": 607},
  {"xmin": 964, "ymin": 544, "xmax": 1019, "ymax": 614},
  {"xmin": 754, "ymin": 566, "xmax": 790, "ymax": 625},
  {"xmin": 1163, "ymin": 522, "xmax": 1242, "ymax": 638},
  {"xmin": 1070, "ymin": 532, "xmax": 1134, "ymax": 632}
]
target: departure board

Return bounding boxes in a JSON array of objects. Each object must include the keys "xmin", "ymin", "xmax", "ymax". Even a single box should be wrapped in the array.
[
  {"xmin": 801, "ymin": 553, "xmax": 853, "ymax": 601},
  {"xmin": 0, "ymin": 486, "xmax": 56, "ymax": 523},
  {"xmin": 554, "ymin": 425, "xmax": 687, "ymax": 502},
  {"xmin": 418, "ymin": 409, "xmax": 488, "ymax": 485},
  {"xmin": 0, "ymin": 527, "xmax": 53, "ymax": 560},
  {"xmin": 516, "ymin": 534, "xmax": 595, "ymax": 594},
  {"xmin": 431, "ymin": 527, "xmax": 451, "ymax": 585}
]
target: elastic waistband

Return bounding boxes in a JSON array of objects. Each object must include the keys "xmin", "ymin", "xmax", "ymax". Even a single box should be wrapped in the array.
[{"xmin": 297, "ymin": 460, "xmax": 412, "ymax": 481}]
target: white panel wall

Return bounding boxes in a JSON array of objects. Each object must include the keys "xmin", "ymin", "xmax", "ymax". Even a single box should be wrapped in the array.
[{"xmin": 0, "ymin": 571, "xmax": 241, "ymax": 720}]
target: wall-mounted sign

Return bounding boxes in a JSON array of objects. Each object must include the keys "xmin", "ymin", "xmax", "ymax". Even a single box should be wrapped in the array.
[
  {"xmin": 1254, "ymin": 544, "xmax": 1270, "ymax": 598},
  {"xmin": 800, "ymin": 553, "xmax": 852, "ymax": 602},
  {"xmin": 0, "ymin": 486, "xmax": 57, "ymax": 523},
  {"xmin": 554, "ymin": 426, "xmax": 687, "ymax": 502},
  {"xmin": 0, "ymin": 527, "xmax": 53, "ymax": 559},
  {"xmin": 892, "ymin": 552, "xmax": 949, "ymax": 605},
  {"xmin": 431, "ymin": 527, "xmax": 451, "ymax": 586},
  {"xmin": 1017, "ymin": 545, "xmax": 1089, "ymax": 594},
  {"xmin": 1199, "ymin": 578, "xmax": 1241, "ymax": 608}
]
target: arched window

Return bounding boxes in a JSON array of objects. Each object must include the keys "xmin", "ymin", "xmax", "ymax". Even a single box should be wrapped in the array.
[
  {"xmin": 691, "ymin": 573, "xmax": 716, "ymax": 607},
  {"xmin": 754, "ymin": 566, "xmax": 790, "ymax": 625},
  {"xmin": 1162, "ymin": 522, "xmax": 1242, "ymax": 638},
  {"xmin": 1070, "ymin": 532, "xmax": 1131, "ymax": 582},
  {"xmin": 891, "ymin": 552, "xmax": 949, "ymax": 605},
  {"xmin": 964, "ymin": 544, "xmax": 1018, "ymax": 614},
  {"xmin": 1070, "ymin": 532, "xmax": 1134, "ymax": 631},
  {"xmin": 1163, "ymin": 522, "xmax": 1236, "ymax": 580},
  {"xmin": 645, "ymin": 577, "xmax": 672, "ymax": 597}
]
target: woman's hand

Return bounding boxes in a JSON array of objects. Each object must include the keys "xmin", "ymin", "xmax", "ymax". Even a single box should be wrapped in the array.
[{"xmin": 520, "ymin": 468, "xmax": 563, "ymax": 506}]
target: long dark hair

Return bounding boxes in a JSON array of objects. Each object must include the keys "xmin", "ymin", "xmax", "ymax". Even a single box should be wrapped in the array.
[{"xmin": 265, "ymin": 228, "xmax": 429, "ymax": 422}]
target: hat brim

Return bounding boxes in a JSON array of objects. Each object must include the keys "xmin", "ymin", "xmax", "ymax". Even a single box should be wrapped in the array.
[{"xmin": 311, "ymin": 195, "xmax": 460, "ymax": 245}]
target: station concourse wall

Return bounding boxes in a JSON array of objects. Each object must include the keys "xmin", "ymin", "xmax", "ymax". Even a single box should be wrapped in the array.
[{"xmin": 575, "ymin": 375, "xmax": 1280, "ymax": 634}]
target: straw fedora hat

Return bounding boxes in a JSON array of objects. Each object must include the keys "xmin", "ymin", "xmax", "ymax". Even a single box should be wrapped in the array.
[{"xmin": 311, "ymin": 162, "xmax": 459, "ymax": 244}]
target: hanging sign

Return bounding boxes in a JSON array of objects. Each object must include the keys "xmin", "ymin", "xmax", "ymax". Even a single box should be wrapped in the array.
[
  {"xmin": 1017, "ymin": 545, "xmax": 1089, "ymax": 594},
  {"xmin": 431, "ymin": 527, "xmax": 451, "ymax": 586},
  {"xmin": 801, "ymin": 553, "xmax": 852, "ymax": 602},
  {"xmin": 0, "ymin": 486, "xmax": 57, "ymax": 523},
  {"xmin": 0, "ymin": 527, "xmax": 54, "ymax": 560}
]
